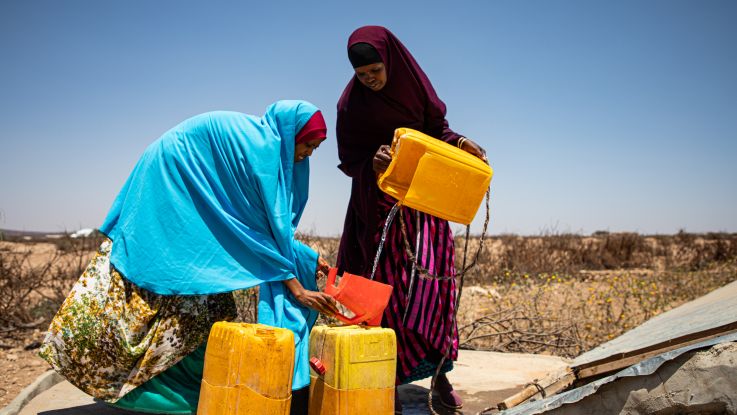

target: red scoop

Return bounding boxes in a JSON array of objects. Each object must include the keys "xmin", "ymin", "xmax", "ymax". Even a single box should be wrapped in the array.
[{"xmin": 324, "ymin": 268, "xmax": 393, "ymax": 326}]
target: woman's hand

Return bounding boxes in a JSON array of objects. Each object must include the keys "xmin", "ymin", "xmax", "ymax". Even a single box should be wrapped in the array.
[
  {"xmin": 294, "ymin": 289, "xmax": 340, "ymax": 316},
  {"xmin": 459, "ymin": 138, "xmax": 487, "ymax": 163},
  {"xmin": 316, "ymin": 256, "xmax": 330, "ymax": 279},
  {"xmin": 372, "ymin": 145, "xmax": 392, "ymax": 174},
  {"xmin": 283, "ymin": 277, "xmax": 339, "ymax": 316}
]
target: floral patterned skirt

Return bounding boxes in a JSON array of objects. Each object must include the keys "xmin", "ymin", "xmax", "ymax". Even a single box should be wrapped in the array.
[{"xmin": 39, "ymin": 239, "xmax": 237, "ymax": 402}]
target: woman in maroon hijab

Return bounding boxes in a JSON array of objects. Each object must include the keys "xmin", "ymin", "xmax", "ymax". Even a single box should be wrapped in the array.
[{"xmin": 336, "ymin": 26, "xmax": 485, "ymax": 412}]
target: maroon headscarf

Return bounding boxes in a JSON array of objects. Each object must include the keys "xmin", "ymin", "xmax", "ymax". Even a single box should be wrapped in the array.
[
  {"xmin": 336, "ymin": 26, "xmax": 462, "ymax": 275},
  {"xmin": 296, "ymin": 110, "xmax": 327, "ymax": 144}
]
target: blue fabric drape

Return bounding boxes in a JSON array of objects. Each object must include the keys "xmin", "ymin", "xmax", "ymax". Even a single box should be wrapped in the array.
[
  {"xmin": 99, "ymin": 100, "xmax": 321, "ymax": 389},
  {"xmin": 100, "ymin": 100, "xmax": 318, "ymax": 294}
]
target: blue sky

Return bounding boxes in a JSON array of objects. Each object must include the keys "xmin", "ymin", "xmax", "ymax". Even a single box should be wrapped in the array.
[{"xmin": 1, "ymin": 0, "xmax": 735, "ymax": 236}]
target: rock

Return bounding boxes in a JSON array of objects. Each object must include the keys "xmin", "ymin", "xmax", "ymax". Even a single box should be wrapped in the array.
[{"xmin": 25, "ymin": 340, "xmax": 42, "ymax": 350}]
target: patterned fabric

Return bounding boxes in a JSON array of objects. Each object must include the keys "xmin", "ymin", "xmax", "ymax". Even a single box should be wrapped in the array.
[
  {"xmin": 39, "ymin": 239, "xmax": 236, "ymax": 402},
  {"xmin": 374, "ymin": 194, "xmax": 459, "ymax": 384}
]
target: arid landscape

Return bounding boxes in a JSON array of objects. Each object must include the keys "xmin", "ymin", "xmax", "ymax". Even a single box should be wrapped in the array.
[{"xmin": 1, "ymin": 230, "xmax": 736, "ymax": 407}]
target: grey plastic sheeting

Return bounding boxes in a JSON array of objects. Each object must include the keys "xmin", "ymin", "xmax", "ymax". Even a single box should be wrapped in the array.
[
  {"xmin": 499, "ymin": 331, "xmax": 737, "ymax": 415},
  {"xmin": 572, "ymin": 279, "xmax": 737, "ymax": 367}
]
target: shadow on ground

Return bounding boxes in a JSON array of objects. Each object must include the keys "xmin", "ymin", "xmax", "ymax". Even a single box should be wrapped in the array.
[
  {"xmin": 398, "ymin": 384, "xmax": 515, "ymax": 414},
  {"xmin": 38, "ymin": 401, "xmax": 146, "ymax": 415}
]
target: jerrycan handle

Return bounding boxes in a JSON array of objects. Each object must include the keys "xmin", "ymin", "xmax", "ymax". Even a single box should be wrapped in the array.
[{"xmin": 325, "ymin": 267, "xmax": 339, "ymax": 296}]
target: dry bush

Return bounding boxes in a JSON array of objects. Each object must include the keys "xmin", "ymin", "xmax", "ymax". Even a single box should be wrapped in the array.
[
  {"xmin": 458, "ymin": 287, "xmax": 581, "ymax": 356},
  {"xmin": 461, "ymin": 231, "xmax": 737, "ymax": 285},
  {"xmin": 295, "ymin": 232, "xmax": 340, "ymax": 266},
  {"xmin": 0, "ymin": 232, "xmax": 338, "ymax": 338},
  {"xmin": 233, "ymin": 288, "xmax": 259, "ymax": 323},
  {"xmin": 458, "ymin": 259, "xmax": 737, "ymax": 357},
  {"xmin": 3, "ymin": 230, "xmax": 736, "ymax": 359},
  {"xmin": 0, "ymin": 236, "xmax": 99, "ymax": 339},
  {"xmin": 454, "ymin": 231, "xmax": 737, "ymax": 357}
]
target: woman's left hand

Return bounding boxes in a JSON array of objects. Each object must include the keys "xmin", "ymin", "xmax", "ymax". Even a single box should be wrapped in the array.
[{"xmin": 459, "ymin": 138, "xmax": 487, "ymax": 163}]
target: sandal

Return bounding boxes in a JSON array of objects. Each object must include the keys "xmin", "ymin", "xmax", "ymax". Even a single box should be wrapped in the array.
[{"xmin": 434, "ymin": 374, "xmax": 463, "ymax": 409}]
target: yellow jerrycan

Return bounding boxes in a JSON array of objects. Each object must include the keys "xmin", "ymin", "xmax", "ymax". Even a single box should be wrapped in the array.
[
  {"xmin": 198, "ymin": 322, "xmax": 295, "ymax": 415},
  {"xmin": 377, "ymin": 128, "xmax": 492, "ymax": 224},
  {"xmin": 308, "ymin": 325, "xmax": 396, "ymax": 415}
]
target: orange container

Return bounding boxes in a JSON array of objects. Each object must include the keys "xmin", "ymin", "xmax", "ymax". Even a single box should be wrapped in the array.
[
  {"xmin": 198, "ymin": 322, "xmax": 295, "ymax": 415},
  {"xmin": 324, "ymin": 268, "xmax": 392, "ymax": 326}
]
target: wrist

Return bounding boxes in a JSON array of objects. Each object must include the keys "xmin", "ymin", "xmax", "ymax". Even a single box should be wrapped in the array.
[{"xmin": 284, "ymin": 277, "xmax": 305, "ymax": 297}]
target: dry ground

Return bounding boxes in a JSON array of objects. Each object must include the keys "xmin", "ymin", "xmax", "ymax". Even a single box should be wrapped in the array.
[
  {"xmin": 0, "ymin": 330, "xmax": 49, "ymax": 408},
  {"xmin": 1, "ymin": 232, "xmax": 736, "ymax": 407}
]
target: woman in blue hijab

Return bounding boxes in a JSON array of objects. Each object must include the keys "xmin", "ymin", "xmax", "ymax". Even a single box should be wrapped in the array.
[{"xmin": 40, "ymin": 100, "xmax": 337, "ymax": 414}]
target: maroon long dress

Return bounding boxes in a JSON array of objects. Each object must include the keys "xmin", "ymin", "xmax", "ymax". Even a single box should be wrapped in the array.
[{"xmin": 336, "ymin": 26, "xmax": 463, "ymax": 383}]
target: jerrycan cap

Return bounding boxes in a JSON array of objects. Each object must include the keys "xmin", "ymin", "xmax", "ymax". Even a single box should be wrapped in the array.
[{"xmin": 309, "ymin": 357, "xmax": 326, "ymax": 375}]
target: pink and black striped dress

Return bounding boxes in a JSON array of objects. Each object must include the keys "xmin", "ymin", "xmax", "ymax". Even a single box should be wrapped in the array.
[{"xmin": 374, "ymin": 193, "xmax": 459, "ymax": 384}]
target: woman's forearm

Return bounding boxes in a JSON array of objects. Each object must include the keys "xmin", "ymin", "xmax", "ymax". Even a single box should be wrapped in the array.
[
  {"xmin": 282, "ymin": 277, "xmax": 305, "ymax": 298},
  {"xmin": 282, "ymin": 276, "xmax": 339, "ymax": 316}
]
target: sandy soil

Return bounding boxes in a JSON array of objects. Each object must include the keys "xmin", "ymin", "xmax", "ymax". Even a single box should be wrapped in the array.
[
  {"xmin": 0, "ymin": 241, "xmax": 61, "ymax": 407},
  {"xmin": 0, "ymin": 329, "xmax": 52, "ymax": 408}
]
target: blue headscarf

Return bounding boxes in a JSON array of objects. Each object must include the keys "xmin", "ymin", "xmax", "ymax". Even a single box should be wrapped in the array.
[{"xmin": 100, "ymin": 100, "xmax": 321, "ymax": 389}]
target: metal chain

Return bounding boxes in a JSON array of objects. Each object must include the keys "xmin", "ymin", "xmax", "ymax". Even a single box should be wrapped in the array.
[
  {"xmin": 398, "ymin": 190, "xmax": 491, "ymax": 281},
  {"xmin": 397, "ymin": 209, "xmax": 458, "ymax": 281},
  {"xmin": 366, "ymin": 188, "xmax": 492, "ymax": 414},
  {"xmin": 428, "ymin": 189, "xmax": 491, "ymax": 415},
  {"xmin": 370, "ymin": 188, "xmax": 492, "ymax": 283}
]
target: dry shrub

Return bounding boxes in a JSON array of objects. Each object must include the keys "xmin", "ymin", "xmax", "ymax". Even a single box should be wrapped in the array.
[
  {"xmin": 0, "ymin": 232, "xmax": 339, "ymax": 339},
  {"xmin": 295, "ymin": 232, "xmax": 340, "ymax": 266},
  {"xmin": 0, "ymin": 235, "xmax": 99, "ymax": 339},
  {"xmin": 454, "ymin": 231, "xmax": 737, "ymax": 357},
  {"xmin": 458, "ymin": 286, "xmax": 581, "ymax": 356},
  {"xmin": 3, "ymin": 230, "xmax": 736, "ymax": 359},
  {"xmin": 458, "ymin": 259, "xmax": 737, "ymax": 357},
  {"xmin": 233, "ymin": 288, "xmax": 259, "ymax": 323},
  {"xmin": 461, "ymin": 231, "xmax": 737, "ymax": 285}
]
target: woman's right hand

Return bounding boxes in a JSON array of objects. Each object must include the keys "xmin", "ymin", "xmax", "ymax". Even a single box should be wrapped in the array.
[
  {"xmin": 372, "ymin": 145, "xmax": 392, "ymax": 174},
  {"xmin": 283, "ymin": 277, "xmax": 339, "ymax": 316},
  {"xmin": 294, "ymin": 288, "xmax": 340, "ymax": 317},
  {"xmin": 459, "ymin": 138, "xmax": 487, "ymax": 162}
]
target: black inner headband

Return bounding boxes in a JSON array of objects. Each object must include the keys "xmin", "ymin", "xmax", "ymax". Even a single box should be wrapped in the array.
[{"xmin": 348, "ymin": 42, "xmax": 382, "ymax": 68}]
